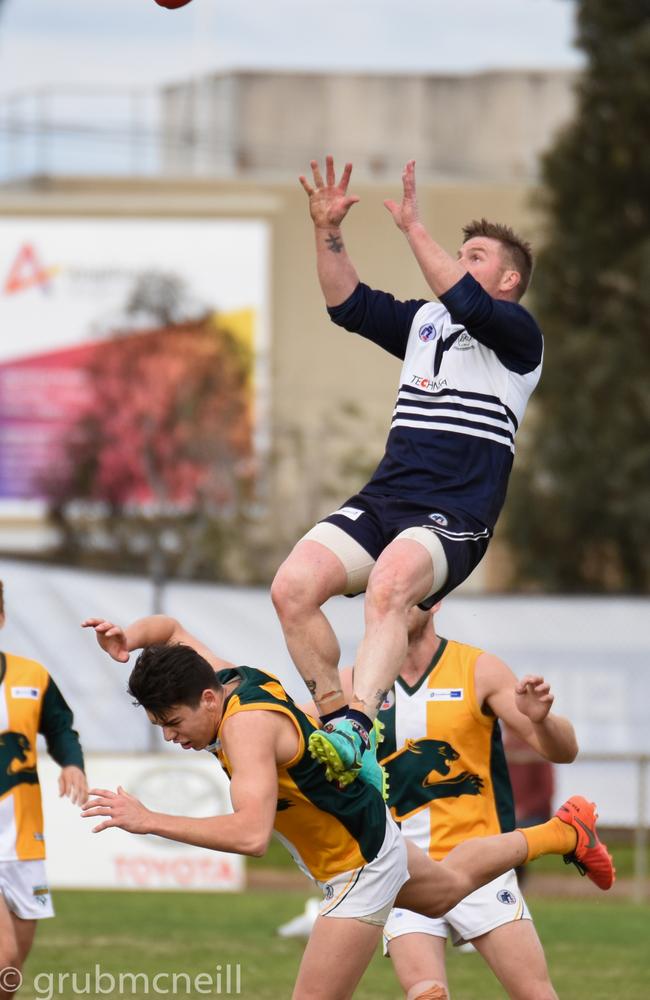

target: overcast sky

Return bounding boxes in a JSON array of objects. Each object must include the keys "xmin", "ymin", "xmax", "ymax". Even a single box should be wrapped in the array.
[{"xmin": 0, "ymin": 0, "xmax": 582, "ymax": 93}]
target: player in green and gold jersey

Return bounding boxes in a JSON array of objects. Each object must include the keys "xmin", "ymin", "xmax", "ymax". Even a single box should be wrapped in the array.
[{"xmin": 81, "ymin": 614, "xmax": 613, "ymax": 1000}]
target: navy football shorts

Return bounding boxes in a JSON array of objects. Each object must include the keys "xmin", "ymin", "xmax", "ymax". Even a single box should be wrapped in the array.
[{"xmin": 321, "ymin": 490, "xmax": 491, "ymax": 610}]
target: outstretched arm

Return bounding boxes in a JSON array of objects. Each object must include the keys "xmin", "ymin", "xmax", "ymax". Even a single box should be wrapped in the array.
[
  {"xmin": 81, "ymin": 615, "xmax": 225, "ymax": 670},
  {"xmin": 300, "ymin": 155, "xmax": 361, "ymax": 307},
  {"xmin": 476, "ymin": 654, "xmax": 578, "ymax": 763},
  {"xmin": 384, "ymin": 159, "xmax": 466, "ymax": 297},
  {"xmin": 81, "ymin": 711, "xmax": 279, "ymax": 856}
]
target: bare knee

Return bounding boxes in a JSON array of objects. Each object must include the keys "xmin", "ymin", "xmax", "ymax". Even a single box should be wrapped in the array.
[
  {"xmin": 272, "ymin": 559, "xmax": 321, "ymax": 622},
  {"xmin": 407, "ymin": 983, "xmax": 448, "ymax": 1000},
  {"xmin": 365, "ymin": 564, "xmax": 415, "ymax": 618}
]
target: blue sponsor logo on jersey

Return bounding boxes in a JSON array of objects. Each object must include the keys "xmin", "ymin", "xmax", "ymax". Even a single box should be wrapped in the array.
[
  {"xmin": 418, "ymin": 322, "xmax": 439, "ymax": 343},
  {"xmin": 497, "ymin": 889, "xmax": 517, "ymax": 905}
]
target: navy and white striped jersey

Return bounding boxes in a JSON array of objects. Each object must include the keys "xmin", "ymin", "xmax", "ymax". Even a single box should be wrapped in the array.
[{"xmin": 328, "ymin": 272, "xmax": 543, "ymax": 531}]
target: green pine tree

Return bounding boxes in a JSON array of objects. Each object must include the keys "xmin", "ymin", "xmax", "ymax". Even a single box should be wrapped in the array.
[{"xmin": 506, "ymin": 0, "xmax": 650, "ymax": 592}]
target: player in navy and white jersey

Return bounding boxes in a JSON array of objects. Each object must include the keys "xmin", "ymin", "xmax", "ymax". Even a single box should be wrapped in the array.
[{"xmin": 271, "ymin": 157, "xmax": 544, "ymax": 791}]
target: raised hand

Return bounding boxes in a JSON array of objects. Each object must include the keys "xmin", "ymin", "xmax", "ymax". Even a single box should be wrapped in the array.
[
  {"xmin": 299, "ymin": 155, "xmax": 360, "ymax": 229},
  {"xmin": 384, "ymin": 159, "xmax": 422, "ymax": 233},
  {"xmin": 515, "ymin": 675, "xmax": 554, "ymax": 724},
  {"xmin": 81, "ymin": 618, "xmax": 130, "ymax": 663}
]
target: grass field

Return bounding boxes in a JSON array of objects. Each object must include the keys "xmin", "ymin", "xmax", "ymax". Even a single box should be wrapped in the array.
[
  {"xmin": 21, "ymin": 886, "xmax": 650, "ymax": 1000},
  {"xmin": 250, "ymin": 835, "xmax": 649, "ymax": 879}
]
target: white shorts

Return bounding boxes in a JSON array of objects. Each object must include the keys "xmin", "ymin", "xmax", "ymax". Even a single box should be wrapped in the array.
[
  {"xmin": 318, "ymin": 811, "xmax": 408, "ymax": 925},
  {"xmin": 0, "ymin": 860, "xmax": 55, "ymax": 920},
  {"xmin": 383, "ymin": 869, "xmax": 530, "ymax": 951}
]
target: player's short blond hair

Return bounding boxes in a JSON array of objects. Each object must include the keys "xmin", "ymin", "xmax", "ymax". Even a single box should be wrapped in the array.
[{"xmin": 462, "ymin": 218, "xmax": 533, "ymax": 299}]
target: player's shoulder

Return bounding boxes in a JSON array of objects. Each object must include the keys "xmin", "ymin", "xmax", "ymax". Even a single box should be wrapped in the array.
[
  {"xmin": 412, "ymin": 299, "xmax": 448, "ymax": 325},
  {"xmin": 1, "ymin": 650, "xmax": 50, "ymax": 685},
  {"xmin": 444, "ymin": 637, "xmax": 485, "ymax": 663},
  {"xmin": 0, "ymin": 651, "xmax": 50, "ymax": 680},
  {"xmin": 473, "ymin": 649, "xmax": 514, "ymax": 688},
  {"xmin": 496, "ymin": 296, "xmax": 543, "ymax": 338},
  {"xmin": 228, "ymin": 665, "xmax": 289, "ymax": 704}
]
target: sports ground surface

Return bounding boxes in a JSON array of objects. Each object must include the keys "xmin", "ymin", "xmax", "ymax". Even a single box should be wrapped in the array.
[{"xmin": 21, "ymin": 854, "xmax": 650, "ymax": 1000}]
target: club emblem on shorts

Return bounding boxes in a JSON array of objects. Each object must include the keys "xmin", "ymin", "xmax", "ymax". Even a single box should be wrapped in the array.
[
  {"xmin": 324, "ymin": 884, "xmax": 334, "ymax": 900},
  {"xmin": 497, "ymin": 889, "xmax": 517, "ymax": 905},
  {"xmin": 418, "ymin": 323, "xmax": 439, "ymax": 343},
  {"xmin": 428, "ymin": 512, "xmax": 448, "ymax": 526},
  {"xmin": 33, "ymin": 885, "xmax": 50, "ymax": 905}
]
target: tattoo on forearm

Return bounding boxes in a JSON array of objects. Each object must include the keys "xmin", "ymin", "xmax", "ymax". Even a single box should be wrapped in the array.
[
  {"xmin": 306, "ymin": 679, "xmax": 317, "ymax": 696},
  {"xmin": 373, "ymin": 689, "xmax": 389, "ymax": 710},
  {"xmin": 325, "ymin": 233, "xmax": 344, "ymax": 254}
]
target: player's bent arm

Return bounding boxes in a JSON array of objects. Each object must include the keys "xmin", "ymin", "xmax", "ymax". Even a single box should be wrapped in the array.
[
  {"xmin": 402, "ymin": 222, "xmax": 466, "ymax": 297},
  {"xmin": 383, "ymin": 160, "xmax": 465, "ymax": 297},
  {"xmin": 82, "ymin": 615, "xmax": 226, "ymax": 670},
  {"xmin": 83, "ymin": 791, "xmax": 274, "ymax": 857},
  {"xmin": 82, "ymin": 714, "xmax": 280, "ymax": 856},
  {"xmin": 476, "ymin": 654, "xmax": 578, "ymax": 763},
  {"xmin": 158, "ymin": 711, "xmax": 280, "ymax": 855}
]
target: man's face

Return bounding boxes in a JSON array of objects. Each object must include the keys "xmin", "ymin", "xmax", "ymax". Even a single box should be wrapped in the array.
[
  {"xmin": 458, "ymin": 236, "xmax": 517, "ymax": 299},
  {"xmin": 147, "ymin": 690, "xmax": 221, "ymax": 751}
]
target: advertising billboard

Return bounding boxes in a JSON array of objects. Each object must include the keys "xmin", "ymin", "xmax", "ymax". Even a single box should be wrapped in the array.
[{"xmin": 0, "ymin": 218, "xmax": 269, "ymax": 508}]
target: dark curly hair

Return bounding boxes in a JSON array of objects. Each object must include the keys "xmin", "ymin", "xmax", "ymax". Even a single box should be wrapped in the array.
[{"xmin": 128, "ymin": 643, "xmax": 222, "ymax": 720}]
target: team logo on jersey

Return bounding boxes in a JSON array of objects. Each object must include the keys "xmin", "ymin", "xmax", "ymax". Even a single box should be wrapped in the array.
[
  {"xmin": 0, "ymin": 732, "xmax": 38, "ymax": 797},
  {"xmin": 497, "ymin": 889, "xmax": 517, "ymax": 905},
  {"xmin": 453, "ymin": 331, "xmax": 474, "ymax": 350},
  {"xmin": 418, "ymin": 322, "xmax": 439, "ymax": 343},
  {"xmin": 428, "ymin": 512, "xmax": 449, "ymax": 527},
  {"xmin": 380, "ymin": 691, "xmax": 395, "ymax": 711},
  {"xmin": 380, "ymin": 738, "xmax": 484, "ymax": 822}
]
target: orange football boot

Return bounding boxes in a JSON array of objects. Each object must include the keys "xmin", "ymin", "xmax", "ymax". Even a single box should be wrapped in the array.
[{"xmin": 555, "ymin": 795, "xmax": 615, "ymax": 890}]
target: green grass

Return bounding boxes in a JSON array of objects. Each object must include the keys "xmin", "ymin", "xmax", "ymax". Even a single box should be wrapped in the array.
[
  {"xmin": 20, "ymin": 889, "xmax": 650, "ymax": 999},
  {"xmin": 251, "ymin": 836, "xmax": 650, "ymax": 879}
]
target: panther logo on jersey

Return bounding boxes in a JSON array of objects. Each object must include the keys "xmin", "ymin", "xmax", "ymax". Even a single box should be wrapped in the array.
[
  {"xmin": 380, "ymin": 737, "xmax": 484, "ymax": 822},
  {"xmin": 0, "ymin": 731, "xmax": 38, "ymax": 796}
]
